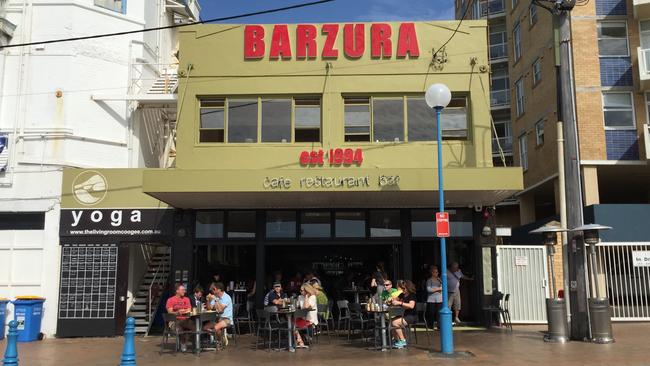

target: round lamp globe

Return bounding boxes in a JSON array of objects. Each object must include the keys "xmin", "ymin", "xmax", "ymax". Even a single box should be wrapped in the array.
[{"xmin": 425, "ymin": 83, "xmax": 452, "ymax": 109}]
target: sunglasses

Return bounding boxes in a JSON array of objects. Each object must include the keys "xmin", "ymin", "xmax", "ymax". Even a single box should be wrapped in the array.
[{"xmin": 384, "ymin": 283, "xmax": 391, "ymax": 286}]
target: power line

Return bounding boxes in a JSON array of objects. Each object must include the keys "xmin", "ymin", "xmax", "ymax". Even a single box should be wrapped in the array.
[
  {"xmin": 0, "ymin": 0, "xmax": 336, "ymax": 50},
  {"xmin": 433, "ymin": 0, "xmax": 475, "ymax": 60}
]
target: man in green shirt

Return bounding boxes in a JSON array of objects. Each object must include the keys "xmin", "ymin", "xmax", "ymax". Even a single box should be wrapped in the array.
[{"xmin": 381, "ymin": 280, "xmax": 400, "ymax": 302}]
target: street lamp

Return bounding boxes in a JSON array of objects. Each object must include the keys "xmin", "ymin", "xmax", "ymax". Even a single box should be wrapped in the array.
[
  {"xmin": 572, "ymin": 224, "xmax": 613, "ymax": 344},
  {"xmin": 530, "ymin": 223, "xmax": 570, "ymax": 343},
  {"xmin": 425, "ymin": 83, "xmax": 453, "ymax": 354}
]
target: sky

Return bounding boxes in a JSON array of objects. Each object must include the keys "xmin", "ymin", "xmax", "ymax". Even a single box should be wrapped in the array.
[{"xmin": 198, "ymin": 0, "xmax": 456, "ymax": 24}]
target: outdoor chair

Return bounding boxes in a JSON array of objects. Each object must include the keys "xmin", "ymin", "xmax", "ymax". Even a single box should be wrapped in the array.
[
  {"xmin": 348, "ymin": 302, "xmax": 373, "ymax": 342},
  {"xmin": 316, "ymin": 303, "xmax": 333, "ymax": 343},
  {"xmin": 387, "ymin": 306, "xmax": 411, "ymax": 350},
  {"xmin": 411, "ymin": 303, "xmax": 430, "ymax": 344},
  {"xmin": 336, "ymin": 300, "xmax": 351, "ymax": 334},
  {"xmin": 255, "ymin": 309, "xmax": 282, "ymax": 351},
  {"xmin": 235, "ymin": 300, "xmax": 257, "ymax": 335},
  {"xmin": 160, "ymin": 313, "xmax": 196, "ymax": 354},
  {"xmin": 502, "ymin": 294, "xmax": 513, "ymax": 330},
  {"xmin": 483, "ymin": 292, "xmax": 511, "ymax": 330}
]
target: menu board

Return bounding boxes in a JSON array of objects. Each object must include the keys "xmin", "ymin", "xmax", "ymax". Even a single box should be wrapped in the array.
[{"xmin": 58, "ymin": 244, "xmax": 118, "ymax": 319}]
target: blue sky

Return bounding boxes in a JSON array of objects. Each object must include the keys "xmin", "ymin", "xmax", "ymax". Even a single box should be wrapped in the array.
[{"xmin": 199, "ymin": 0, "xmax": 455, "ymax": 23}]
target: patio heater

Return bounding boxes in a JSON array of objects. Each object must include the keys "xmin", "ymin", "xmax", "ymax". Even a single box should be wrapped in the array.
[
  {"xmin": 529, "ymin": 224, "xmax": 570, "ymax": 343},
  {"xmin": 572, "ymin": 224, "xmax": 614, "ymax": 344}
]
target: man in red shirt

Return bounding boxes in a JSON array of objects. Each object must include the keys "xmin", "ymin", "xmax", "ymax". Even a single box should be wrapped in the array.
[{"xmin": 166, "ymin": 284, "xmax": 193, "ymax": 352}]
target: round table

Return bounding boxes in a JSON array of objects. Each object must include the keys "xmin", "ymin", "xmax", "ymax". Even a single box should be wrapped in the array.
[
  {"xmin": 276, "ymin": 308, "xmax": 296, "ymax": 352},
  {"xmin": 189, "ymin": 311, "xmax": 220, "ymax": 354}
]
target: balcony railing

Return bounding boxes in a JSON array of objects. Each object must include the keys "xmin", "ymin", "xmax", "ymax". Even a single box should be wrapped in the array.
[
  {"xmin": 491, "ymin": 89, "xmax": 510, "ymax": 107},
  {"xmin": 492, "ymin": 136, "xmax": 513, "ymax": 155},
  {"xmin": 490, "ymin": 42, "xmax": 508, "ymax": 60},
  {"xmin": 481, "ymin": 0, "xmax": 506, "ymax": 17}
]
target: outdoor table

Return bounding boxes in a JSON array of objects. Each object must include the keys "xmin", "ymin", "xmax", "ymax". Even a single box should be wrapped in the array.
[
  {"xmin": 276, "ymin": 307, "xmax": 296, "ymax": 352},
  {"xmin": 343, "ymin": 288, "xmax": 370, "ymax": 304},
  {"xmin": 366, "ymin": 308, "xmax": 390, "ymax": 351},
  {"xmin": 189, "ymin": 310, "xmax": 220, "ymax": 354}
]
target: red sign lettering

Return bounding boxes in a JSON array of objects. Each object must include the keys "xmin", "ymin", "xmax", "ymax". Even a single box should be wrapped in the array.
[
  {"xmin": 436, "ymin": 212, "xmax": 450, "ymax": 238},
  {"xmin": 243, "ymin": 23, "xmax": 420, "ymax": 60},
  {"xmin": 300, "ymin": 148, "xmax": 363, "ymax": 166}
]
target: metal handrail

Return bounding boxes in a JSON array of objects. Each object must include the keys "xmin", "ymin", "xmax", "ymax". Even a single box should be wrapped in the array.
[{"xmin": 146, "ymin": 247, "xmax": 169, "ymax": 336}]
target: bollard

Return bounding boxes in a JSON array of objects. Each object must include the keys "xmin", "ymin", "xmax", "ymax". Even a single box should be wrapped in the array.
[
  {"xmin": 119, "ymin": 317, "xmax": 136, "ymax": 366},
  {"xmin": 2, "ymin": 320, "xmax": 19, "ymax": 366}
]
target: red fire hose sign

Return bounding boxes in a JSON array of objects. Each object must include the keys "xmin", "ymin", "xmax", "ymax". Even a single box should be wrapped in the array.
[{"xmin": 436, "ymin": 212, "xmax": 450, "ymax": 238}]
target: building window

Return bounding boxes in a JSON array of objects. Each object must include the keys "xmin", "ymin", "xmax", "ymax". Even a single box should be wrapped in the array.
[
  {"xmin": 515, "ymin": 77, "xmax": 525, "ymax": 117},
  {"xmin": 441, "ymin": 96, "xmax": 469, "ymax": 139},
  {"xmin": 227, "ymin": 211, "xmax": 256, "ymax": 238},
  {"xmin": 597, "ymin": 21, "xmax": 629, "ymax": 57},
  {"xmin": 603, "ymin": 92, "xmax": 635, "ymax": 129},
  {"xmin": 519, "ymin": 133, "xmax": 528, "ymax": 171},
  {"xmin": 195, "ymin": 211, "xmax": 224, "ymax": 238},
  {"xmin": 199, "ymin": 99, "xmax": 225, "ymax": 143},
  {"xmin": 344, "ymin": 97, "xmax": 371, "ymax": 142},
  {"xmin": 266, "ymin": 211, "xmax": 296, "ymax": 238},
  {"xmin": 535, "ymin": 120, "xmax": 545, "ymax": 145},
  {"xmin": 335, "ymin": 211, "xmax": 366, "ymax": 238},
  {"xmin": 489, "ymin": 23, "xmax": 508, "ymax": 60},
  {"xmin": 529, "ymin": 4, "xmax": 538, "ymax": 26},
  {"xmin": 407, "ymin": 97, "xmax": 436, "ymax": 141},
  {"xmin": 493, "ymin": 119, "xmax": 512, "ymax": 155},
  {"xmin": 373, "ymin": 98, "xmax": 404, "ymax": 142},
  {"xmin": 94, "ymin": 0, "xmax": 125, "ymax": 13},
  {"xmin": 490, "ymin": 66, "xmax": 510, "ymax": 107},
  {"xmin": 295, "ymin": 98, "xmax": 321, "ymax": 142},
  {"xmin": 512, "ymin": 0, "xmax": 518, "ymax": 9},
  {"xmin": 228, "ymin": 99, "xmax": 259, "ymax": 143},
  {"xmin": 261, "ymin": 99, "xmax": 291, "ymax": 143},
  {"xmin": 369, "ymin": 210, "xmax": 401, "ymax": 237},
  {"xmin": 472, "ymin": 0, "xmax": 481, "ymax": 19},
  {"xmin": 532, "ymin": 58, "xmax": 542, "ymax": 85},
  {"xmin": 513, "ymin": 21, "xmax": 522, "ymax": 62},
  {"xmin": 300, "ymin": 211, "xmax": 331, "ymax": 238}
]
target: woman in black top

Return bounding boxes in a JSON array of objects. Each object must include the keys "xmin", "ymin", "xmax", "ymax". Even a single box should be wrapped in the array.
[{"xmin": 390, "ymin": 280, "xmax": 417, "ymax": 349}]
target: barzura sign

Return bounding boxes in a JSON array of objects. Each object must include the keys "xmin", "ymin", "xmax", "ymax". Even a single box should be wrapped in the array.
[{"xmin": 244, "ymin": 23, "xmax": 420, "ymax": 60}]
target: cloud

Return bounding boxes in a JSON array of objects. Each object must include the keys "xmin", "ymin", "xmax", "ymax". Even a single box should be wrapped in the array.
[{"xmin": 356, "ymin": 0, "xmax": 455, "ymax": 22}]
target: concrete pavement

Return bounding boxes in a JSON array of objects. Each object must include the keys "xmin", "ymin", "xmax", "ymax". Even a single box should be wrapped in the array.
[{"xmin": 2, "ymin": 323, "xmax": 649, "ymax": 366}]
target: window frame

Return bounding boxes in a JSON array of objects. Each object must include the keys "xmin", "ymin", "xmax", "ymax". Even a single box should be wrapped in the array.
[
  {"xmin": 518, "ymin": 133, "xmax": 528, "ymax": 171},
  {"xmin": 513, "ymin": 20, "xmax": 522, "ymax": 62},
  {"xmin": 94, "ymin": 0, "xmax": 126, "ymax": 14},
  {"xmin": 529, "ymin": 4, "xmax": 538, "ymax": 26},
  {"xmin": 535, "ymin": 119, "xmax": 545, "ymax": 146},
  {"xmin": 602, "ymin": 91, "xmax": 636, "ymax": 130},
  {"xmin": 515, "ymin": 77, "xmax": 525, "ymax": 117},
  {"xmin": 489, "ymin": 23, "xmax": 508, "ymax": 60},
  {"xmin": 532, "ymin": 58, "xmax": 542, "ymax": 85},
  {"xmin": 597, "ymin": 20, "xmax": 630, "ymax": 58}
]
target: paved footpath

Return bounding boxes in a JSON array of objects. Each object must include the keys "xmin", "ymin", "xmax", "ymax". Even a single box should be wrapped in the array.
[{"xmin": 2, "ymin": 323, "xmax": 649, "ymax": 366}]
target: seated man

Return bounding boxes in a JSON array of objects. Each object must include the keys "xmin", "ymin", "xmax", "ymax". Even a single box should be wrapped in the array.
[
  {"xmin": 208, "ymin": 282, "xmax": 234, "ymax": 346},
  {"xmin": 380, "ymin": 280, "xmax": 400, "ymax": 303},
  {"xmin": 263, "ymin": 282, "xmax": 286, "ymax": 306},
  {"xmin": 166, "ymin": 284, "xmax": 194, "ymax": 352}
]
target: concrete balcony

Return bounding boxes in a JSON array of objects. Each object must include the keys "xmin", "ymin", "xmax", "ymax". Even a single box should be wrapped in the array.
[
  {"xmin": 636, "ymin": 47, "xmax": 650, "ymax": 90},
  {"xmin": 633, "ymin": 0, "xmax": 650, "ymax": 19}
]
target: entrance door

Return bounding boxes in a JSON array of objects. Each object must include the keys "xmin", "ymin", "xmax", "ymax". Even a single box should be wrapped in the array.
[
  {"xmin": 114, "ymin": 244, "xmax": 130, "ymax": 335},
  {"xmin": 496, "ymin": 245, "xmax": 549, "ymax": 323}
]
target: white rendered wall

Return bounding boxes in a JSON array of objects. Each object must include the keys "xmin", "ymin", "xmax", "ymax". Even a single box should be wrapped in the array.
[{"xmin": 0, "ymin": 0, "xmax": 185, "ymax": 336}]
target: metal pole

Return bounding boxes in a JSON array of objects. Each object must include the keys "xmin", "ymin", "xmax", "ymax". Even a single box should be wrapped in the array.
[{"xmin": 436, "ymin": 106, "xmax": 454, "ymax": 354}]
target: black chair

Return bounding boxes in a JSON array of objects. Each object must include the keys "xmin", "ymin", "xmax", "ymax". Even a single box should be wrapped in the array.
[
  {"xmin": 483, "ymin": 292, "xmax": 508, "ymax": 329},
  {"xmin": 336, "ymin": 300, "xmax": 351, "ymax": 333},
  {"xmin": 502, "ymin": 294, "xmax": 513, "ymax": 331},
  {"xmin": 348, "ymin": 303, "xmax": 373, "ymax": 342},
  {"xmin": 255, "ymin": 309, "xmax": 282, "ymax": 351},
  {"xmin": 387, "ymin": 306, "xmax": 411, "ymax": 350},
  {"xmin": 160, "ymin": 313, "xmax": 196, "ymax": 354},
  {"xmin": 235, "ymin": 301, "xmax": 256, "ymax": 334},
  {"xmin": 411, "ymin": 303, "xmax": 430, "ymax": 344},
  {"xmin": 316, "ymin": 303, "xmax": 333, "ymax": 342},
  {"xmin": 294, "ymin": 308, "xmax": 314, "ymax": 349}
]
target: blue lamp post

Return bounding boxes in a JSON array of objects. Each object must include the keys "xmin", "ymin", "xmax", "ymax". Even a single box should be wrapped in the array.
[{"xmin": 425, "ymin": 83, "xmax": 454, "ymax": 354}]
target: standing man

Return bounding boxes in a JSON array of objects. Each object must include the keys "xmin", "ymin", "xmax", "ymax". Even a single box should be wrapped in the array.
[
  {"xmin": 166, "ymin": 284, "xmax": 193, "ymax": 352},
  {"xmin": 208, "ymin": 282, "xmax": 234, "ymax": 346},
  {"xmin": 447, "ymin": 262, "xmax": 473, "ymax": 325}
]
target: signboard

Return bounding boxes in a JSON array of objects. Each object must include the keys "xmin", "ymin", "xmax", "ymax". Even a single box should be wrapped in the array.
[
  {"xmin": 300, "ymin": 148, "xmax": 363, "ymax": 166},
  {"xmin": 515, "ymin": 256, "xmax": 529, "ymax": 266},
  {"xmin": 436, "ymin": 212, "xmax": 450, "ymax": 238},
  {"xmin": 632, "ymin": 251, "xmax": 650, "ymax": 267},
  {"xmin": 59, "ymin": 208, "xmax": 174, "ymax": 237}
]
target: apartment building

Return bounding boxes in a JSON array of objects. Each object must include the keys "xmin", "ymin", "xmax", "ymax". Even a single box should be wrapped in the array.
[{"xmin": 0, "ymin": 0, "xmax": 199, "ymax": 336}]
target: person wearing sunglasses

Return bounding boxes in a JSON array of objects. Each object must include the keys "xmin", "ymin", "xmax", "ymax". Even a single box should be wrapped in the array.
[{"xmin": 380, "ymin": 280, "xmax": 401, "ymax": 303}]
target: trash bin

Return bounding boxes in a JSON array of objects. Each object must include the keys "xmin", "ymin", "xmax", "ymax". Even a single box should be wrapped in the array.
[
  {"xmin": 13, "ymin": 297, "xmax": 45, "ymax": 342},
  {"xmin": 0, "ymin": 298, "xmax": 9, "ymax": 340}
]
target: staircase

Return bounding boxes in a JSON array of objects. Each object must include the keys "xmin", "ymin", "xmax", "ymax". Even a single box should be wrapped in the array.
[
  {"xmin": 128, "ymin": 246, "xmax": 171, "ymax": 336},
  {"xmin": 147, "ymin": 72, "xmax": 178, "ymax": 95}
]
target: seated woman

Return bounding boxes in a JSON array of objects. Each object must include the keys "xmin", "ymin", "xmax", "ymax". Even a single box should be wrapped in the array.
[
  {"xmin": 390, "ymin": 280, "xmax": 417, "ymax": 349},
  {"xmin": 311, "ymin": 281, "xmax": 329, "ymax": 319},
  {"xmin": 294, "ymin": 283, "xmax": 319, "ymax": 348}
]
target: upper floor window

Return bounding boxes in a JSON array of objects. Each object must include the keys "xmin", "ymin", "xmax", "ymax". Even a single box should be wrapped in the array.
[
  {"xmin": 529, "ymin": 4, "xmax": 538, "ymax": 26},
  {"xmin": 535, "ymin": 119, "xmax": 545, "ymax": 145},
  {"xmin": 344, "ymin": 97, "xmax": 372, "ymax": 142},
  {"xmin": 512, "ymin": 0, "xmax": 518, "ymax": 9},
  {"xmin": 597, "ymin": 21, "xmax": 628, "ymax": 57},
  {"xmin": 199, "ymin": 97, "xmax": 321, "ymax": 143},
  {"xmin": 532, "ymin": 58, "xmax": 542, "ymax": 85},
  {"xmin": 94, "ymin": 0, "xmax": 125, "ymax": 14},
  {"xmin": 515, "ymin": 77, "xmax": 525, "ymax": 117},
  {"xmin": 489, "ymin": 23, "xmax": 507, "ymax": 60},
  {"xmin": 602, "ymin": 92, "xmax": 634, "ymax": 129},
  {"xmin": 490, "ymin": 66, "xmax": 510, "ymax": 107},
  {"xmin": 519, "ymin": 133, "xmax": 528, "ymax": 171},
  {"xmin": 513, "ymin": 21, "xmax": 522, "ymax": 62}
]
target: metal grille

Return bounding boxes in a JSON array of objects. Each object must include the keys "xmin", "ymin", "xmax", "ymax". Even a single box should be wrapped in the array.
[
  {"xmin": 496, "ymin": 246, "xmax": 549, "ymax": 323},
  {"xmin": 596, "ymin": 243, "xmax": 650, "ymax": 321}
]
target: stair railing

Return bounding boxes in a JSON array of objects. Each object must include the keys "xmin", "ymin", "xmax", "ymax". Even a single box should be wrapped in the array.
[{"xmin": 145, "ymin": 247, "xmax": 169, "ymax": 336}]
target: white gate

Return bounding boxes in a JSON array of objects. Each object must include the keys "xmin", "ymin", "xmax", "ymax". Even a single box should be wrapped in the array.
[
  {"xmin": 496, "ymin": 245, "xmax": 549, "ymax": 323},
  {"xmin": 595, "ymin": 243, "xmax": 650, "ymax": 321}
]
